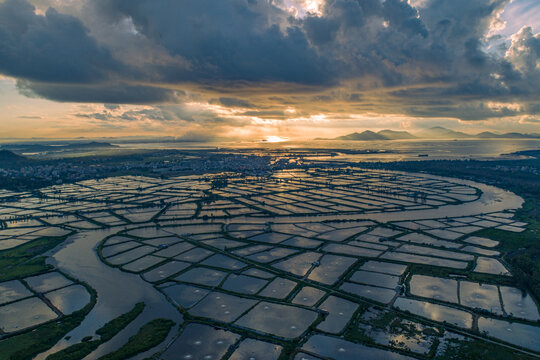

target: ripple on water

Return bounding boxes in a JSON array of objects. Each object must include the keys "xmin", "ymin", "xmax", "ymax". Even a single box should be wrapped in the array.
[
  {"xmin": 393, "ymin": 298, "xmax": 473, "ymax": 329},
  {"xmin": 228, "ymin": 338, "xmax": 283, "ymax": 360},
  {"xmin": 0, "ymin": 297, "xmax": 58, "ymax": 333},
  {"xmin": 161, "ymin": 323, "xmax": 239, "ymax": 360},
  {"xmin": 478, "ymin": 317, "xmax": 540, "ymax": 352}
]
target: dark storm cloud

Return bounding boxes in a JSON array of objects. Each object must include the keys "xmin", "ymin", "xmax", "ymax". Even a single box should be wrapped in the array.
[
  {"xmin": 95, "ymin": 0, "xmax": 334, "ymax": 84},
  {"xmin": 0, "ymin": 0, "xmax": 118, "ymax": 82},
  {"xmin": 383, "ymin": 0, "xmax": 427, "ymax": 37},
  {"xmin": 0, "ymin": 0, "xmax": 178, "ymax": 103},
  {"xmin": 304, "ymin": 16, "xmax": 340, "ymax": 45},
  {"xmin": 0, "ymin": 0, "xmax": 538, "ymax": 121}
]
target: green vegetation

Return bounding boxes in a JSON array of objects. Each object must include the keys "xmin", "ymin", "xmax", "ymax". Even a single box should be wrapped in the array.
[
  {"xmin": 475, "ymin": 210, "xmax": 540, "ymax": 302},
  {"xmin": 344, "ymin": 307, "xmax": 396, "ymax": 345},
  {"xmin": 46, "ymin": 302, "xmax": 146, "ymax": 360},
  {"xmin": 0, "ymin": 236, "xmax": 67, "ymax": 282},
  {"xmin": 0, "ymin": 285, "xmax": 96, "ymax": 360},
  {"xmin": 96, "ymin": 302, "xmax": 146, "ymax": 341},
  {"xmin": 97, "ymin": 319, "xmax": 174, "ymax": 360},
  {"xmin": 45, "ymin": 341, "xmax": 100, "ymax": 360}
]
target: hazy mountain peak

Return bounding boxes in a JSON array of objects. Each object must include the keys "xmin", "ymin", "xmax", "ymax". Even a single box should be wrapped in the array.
[
  {"xmin": 335, "ymin": 130, "xmax": 388, "ymax": 141},
  {"xmin": 417, "ymin": 127, "xmax": 471, "ymax": 139},
  {"xmin": 377, "ymin": 130, "xmax": 417, "ymax": 139}
]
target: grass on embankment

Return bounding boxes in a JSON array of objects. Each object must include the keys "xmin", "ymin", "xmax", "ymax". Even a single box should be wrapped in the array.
[
  {"xmin": 97, "ymin": 319, "xmax": 175, "ymax": 360},
  {"xmin": 0, "ymin": 236, "xmax": 68, "ymax": 282},
  {"xmin": 45, "ymin": 302, "xmax": 146, "ymax": 360}
]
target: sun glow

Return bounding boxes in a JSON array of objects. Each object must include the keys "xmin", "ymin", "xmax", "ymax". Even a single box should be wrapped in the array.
[{"xmin": 263, "ymin": 136, "xmax": 289, "ymax": 143}]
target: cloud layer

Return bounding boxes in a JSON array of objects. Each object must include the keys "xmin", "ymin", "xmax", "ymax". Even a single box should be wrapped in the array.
[{"xmin": 0, "ymin": 0, "xmax": 538, "ymax": 133}]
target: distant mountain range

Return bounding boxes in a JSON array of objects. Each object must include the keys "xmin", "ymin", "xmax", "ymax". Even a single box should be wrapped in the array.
[
  {"xmin": 315, "ymin": 130, "xmax": 417, "ymax": 141},
  {"xmin": 318, "ymin": 127, "xmax": 540, "ymax": 141},
  {"xmin": 475, "ymin": 131, "xmax": 540, "ymax": 139},
  {"xmin": 335, "ymin": 131, "xmax": 389, "ymax": 141}
]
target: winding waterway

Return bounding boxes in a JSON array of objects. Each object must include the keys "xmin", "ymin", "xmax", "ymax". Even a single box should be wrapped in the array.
[{"xmin": 35, "ymin": 229, "xmax": 183, "ymax": 360}]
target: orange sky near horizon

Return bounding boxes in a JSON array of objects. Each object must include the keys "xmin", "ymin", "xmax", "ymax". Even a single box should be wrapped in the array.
[{"xmin": 0, "ymin": 0, "xmax": 538, "ymax": 141}]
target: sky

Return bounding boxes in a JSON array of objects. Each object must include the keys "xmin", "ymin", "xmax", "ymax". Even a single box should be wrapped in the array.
[{"xmin": 0, "ymin": 0, "xmax": 539, "ymax": 140}]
